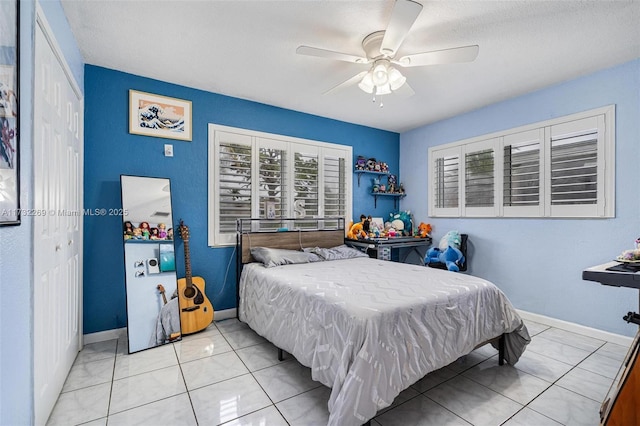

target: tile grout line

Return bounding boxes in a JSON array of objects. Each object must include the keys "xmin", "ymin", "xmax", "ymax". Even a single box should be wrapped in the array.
[
  {"xmin": 221, "ymin": 325, "xmax": 293, "ymax": 425},
  {"xmin": 173, "ymin": 340, "xmax": 201, "ymax": 425}
]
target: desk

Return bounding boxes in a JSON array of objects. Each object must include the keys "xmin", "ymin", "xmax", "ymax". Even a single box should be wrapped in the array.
[
  {"xmin": 583, "ymin": 261, "xmax": 640, "ymax": 325},
  {"xmin": 345, "ymin": 237, "xmax": 432, "ymax": 264}
]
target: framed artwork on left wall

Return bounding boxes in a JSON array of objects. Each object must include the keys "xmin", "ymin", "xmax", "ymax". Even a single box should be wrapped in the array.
[
  {"xmin": 0, "ymin": 0, "xmax": 20, "ymax": 226},
  {"xmin": 129, "ymin": 90, "xmax": 192, "ymax": 141}
]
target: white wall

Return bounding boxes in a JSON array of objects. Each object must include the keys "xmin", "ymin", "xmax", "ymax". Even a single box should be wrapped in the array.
[
  {"xmin": 0, "ymin": 1, "xmax": 83, "ymax": 423},
  {"xmin": 400, "ymin": 59, "xmax": 640, "ymax": 337}
]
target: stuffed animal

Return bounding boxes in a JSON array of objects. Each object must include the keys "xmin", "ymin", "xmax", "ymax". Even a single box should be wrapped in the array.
[
  {"xmin": 389, "ymin": 210, "xmax": 413, "ymax": 236},
  {"xmin": 425, "ymin": 246, "xmax": 465, "ymax": 272},
  {"xmin": 417, "ymin": 222, "xmax": 432, "ymax": 238},
  {"xmin": 347, "ymin": 221, "xmax": 367, "ymax": 240},
  {"xmin": 439, "ymin": 230, "xmax": 462, "ymax": 250}
]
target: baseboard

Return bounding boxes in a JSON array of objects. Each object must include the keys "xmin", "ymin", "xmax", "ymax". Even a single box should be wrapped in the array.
[
  {"xmin": 83, "ymin": 327, "xmax": 126, "ymax": 345},
  {"xmin": 517, "ymin": 309, "xmax": 634, "ymax": 347},
  {"xmin": 214, "ymin": 308, "xmax": 237, "ymax": 321},
  {"xmin": 82, "ymin": 309, "xmax": 238, "ymax": 345}
]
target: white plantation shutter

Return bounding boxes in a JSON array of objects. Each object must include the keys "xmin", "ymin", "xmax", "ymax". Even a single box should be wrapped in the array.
[
  {"xmin": 430, "ymin": 146, "xmax": 461, "ymax": 216},
  {"xmin": 463, "ymin": 138, "xmax": 497, "ymax": 216},
  {"xmin": 294, "ymin": 146, "xmax": 319, "ymax": 225},
  {"xmin": 428, "ymin": 106, "xmax": 613, "ymax": 219},
  {"xmin": 547, "ymin": 115, "xmax": 606, "ymax": 217},
  {"xmin": 503, "ymin": 129, "xmax": 544, "ymax": 217},
  {"xmin": 216, "ymin": 132, "xmax": 252, "ymax": 243},
  {"xmin": 257, "ymin": 138, "xmax": 288, "ymax": 230},
  {"xmin": 209, "ymin": 124, "xmax": 352, "ymax": 245},
  {"xmin": 322, "ymin": 149, "xmax": 347, "ymax": 229}
]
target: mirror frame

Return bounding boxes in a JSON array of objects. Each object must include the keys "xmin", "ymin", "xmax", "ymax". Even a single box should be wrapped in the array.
[{"xmin": 120, "ymin": 174, "xmax": 181, "ymax": 354}]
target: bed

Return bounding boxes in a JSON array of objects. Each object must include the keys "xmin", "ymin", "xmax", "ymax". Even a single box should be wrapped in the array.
[{"xmin": 236, "ymin": 219, "xmax": 530, "ymax": 426}]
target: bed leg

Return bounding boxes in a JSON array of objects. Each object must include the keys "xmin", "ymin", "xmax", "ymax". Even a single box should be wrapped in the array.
[
  {"xmin": 498, "ymin": 334, "xmax": 505, "ymax": 366},
  {"xmin": 278, "ymin": 347, "xmax": 285, "ymax": 362}
]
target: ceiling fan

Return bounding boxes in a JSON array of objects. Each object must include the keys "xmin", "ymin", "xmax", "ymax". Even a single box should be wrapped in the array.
[{"xmin": 296, "ymin": 0, "xmax": 479, "ymax": 103}]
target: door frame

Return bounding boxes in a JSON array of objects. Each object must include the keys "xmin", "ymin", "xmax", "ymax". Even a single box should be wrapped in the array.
[{"xmin": 33, "ymin": 5, "xmax": 84, "ymax": 424}]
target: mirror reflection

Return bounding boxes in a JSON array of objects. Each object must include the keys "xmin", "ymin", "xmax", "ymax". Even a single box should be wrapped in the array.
[{"xmin": 120, "ymin": 175, "xmax": 181, "ymax": 353}]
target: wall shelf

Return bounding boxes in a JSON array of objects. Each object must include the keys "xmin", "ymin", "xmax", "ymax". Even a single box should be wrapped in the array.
[
  {"xmin": 371, "ymin": 192, "xmax": 406, "ymax": 209},
  {"xmin": 354, "ymin": 170, "xmax": 390, "ymax": 187}
]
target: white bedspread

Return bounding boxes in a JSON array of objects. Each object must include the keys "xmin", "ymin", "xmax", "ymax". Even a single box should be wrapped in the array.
[{"xmin": 239, "ymin": 257, "xmax": 529, "ymax": 426}]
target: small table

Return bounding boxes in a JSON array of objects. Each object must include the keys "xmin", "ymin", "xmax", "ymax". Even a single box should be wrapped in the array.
[
  {"xmin": 583, "ymin": 261, "xmax": 640, "ymax": 325},
  {"xmin": 345, "ymin": 236, "xmax": 432, "ymax": 264}
]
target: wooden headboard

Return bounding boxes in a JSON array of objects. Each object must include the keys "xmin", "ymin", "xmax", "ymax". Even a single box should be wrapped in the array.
[{"xmin": 238, "ymin": 229, "xmax": 345, "ymax": 264}]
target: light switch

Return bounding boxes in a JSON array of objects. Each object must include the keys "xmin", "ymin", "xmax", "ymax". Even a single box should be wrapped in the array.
[{"xmin": 164, "ymin": 144, "xmax": 174, "ymax": 157}]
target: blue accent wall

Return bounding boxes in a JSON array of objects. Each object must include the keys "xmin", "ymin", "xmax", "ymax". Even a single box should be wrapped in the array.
[
  {"xmin": 400, "ymin": 59, "xmax": 640, "ymax": 337},
  {"xmin": 83, "ymin": 65, "xmax": 399, "ymax": 333}
]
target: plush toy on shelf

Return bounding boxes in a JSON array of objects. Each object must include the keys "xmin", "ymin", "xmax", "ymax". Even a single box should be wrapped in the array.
[{"xmin": 158, "ymin": 223, "xmax": 168, "ymax": 239}]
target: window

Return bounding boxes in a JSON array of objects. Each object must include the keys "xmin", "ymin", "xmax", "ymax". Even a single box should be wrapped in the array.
[
  {"xmin": 209, "ymin": 125, "xmax": 352, "ymax": 246},
  {"xmin": 431, "ymin": 146, "xmax": 460, "ymax": 216},
  {"xmin": 428, "ymin": 105, "xmax": 614, "ymax": 218}
]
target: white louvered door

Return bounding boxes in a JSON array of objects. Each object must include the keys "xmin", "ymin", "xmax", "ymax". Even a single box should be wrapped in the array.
[{"xmin": 33, "ymin": 17, "xmax": 83, "ymax": 425}]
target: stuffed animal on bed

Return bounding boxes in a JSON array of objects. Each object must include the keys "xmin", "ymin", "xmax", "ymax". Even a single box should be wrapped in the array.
[{"xmin": 425, "ymin": 245, "xmax": 465, "ymax": 272}]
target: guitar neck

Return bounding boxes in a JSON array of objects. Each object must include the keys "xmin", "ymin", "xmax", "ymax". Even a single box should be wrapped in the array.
[{"xmin": 183, "ymin": 238, "xmax": 193, "ymax": 287}]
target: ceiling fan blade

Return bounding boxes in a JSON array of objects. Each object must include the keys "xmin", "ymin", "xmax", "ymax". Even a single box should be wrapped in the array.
[
  {"xmin": 323, "ymin": 71, "xmax": 368, "ymax": 95},
  {"xmin": 380, "ymin": 0, "xmax": 423, "ymax": 57},
  {"xmin": 393, "ymin": 81, "xmax": 415, "ymax": 98},
  {"xmin": 397, "ymin": 45, "xmax": 479, "ymax": 67},
  {"xmin": 296, "ymin": 46, "xmax": 369, "ymax": 64}
]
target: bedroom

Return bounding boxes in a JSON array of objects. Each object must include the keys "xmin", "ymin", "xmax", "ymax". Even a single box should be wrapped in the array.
[{"xmin": 1, "ymin": 0, "xmax": 639, "ymax": 425}]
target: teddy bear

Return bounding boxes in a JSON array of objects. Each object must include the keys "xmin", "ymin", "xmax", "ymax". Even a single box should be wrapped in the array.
[
  {"xmin": 425, "ymin": 246, "xmax": 465, "ymax": 272},
  {"xmin": 417, "ymin": 222, "xmax": 432, "ymax": 238},
  {"xmin": 347, "ymin": 221, "xmax": 367, "ymax": 240}
]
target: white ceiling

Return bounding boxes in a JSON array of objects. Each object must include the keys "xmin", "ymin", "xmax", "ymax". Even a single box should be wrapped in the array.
[{"xmin": 61, "ymin": 0, "xmax": 640, "ymax": 133}]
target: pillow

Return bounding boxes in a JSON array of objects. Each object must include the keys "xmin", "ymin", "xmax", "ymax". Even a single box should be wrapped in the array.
[
  {"xmin": 306, "ymin": 244, "xmax": 369, "ymax": 261},
  {"xmin": 250, "ymin": 247, "xmax": 321, "ymax": 268}
]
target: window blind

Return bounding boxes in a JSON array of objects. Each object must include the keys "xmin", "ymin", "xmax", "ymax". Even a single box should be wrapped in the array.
[
  {"xmin": 323, "ymin": 155, "xmax": 346, "ymax": 229},
  {"xmin": 434, "ymin": 155, "xmax": 459, "ymax": 208},
  {"xmin": 504, "ymin": 141, "xmax": 540, "ymax": 206},
  {"xmin": 218, "ymin": 141, "xmax": 252, "ymax": 233},
  {"xmin": 465, "ymin": 148, "xmax": 494, "ymax": 207},
  {"xmin": 550, "ymin": 131, "xmax": 598, "ymax": 205}
]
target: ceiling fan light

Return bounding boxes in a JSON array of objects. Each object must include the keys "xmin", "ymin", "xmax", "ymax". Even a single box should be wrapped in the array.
[
  {"xmin": 376, "ymin": 83, "xmax": 392, "ymax": 95},
  {"xmin": 358, "ymin": 72, "xmax": 375, "ymax": 94},
  {"xmin": 372, "ymin": 61, "xmax": 389, "ymax": 86},
  {"xmin": 388, "ymin": 67, "xmax": 406, "ymax": 90}
]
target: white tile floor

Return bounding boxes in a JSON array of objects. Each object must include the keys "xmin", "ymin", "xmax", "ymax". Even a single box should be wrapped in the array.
[{"xmin": 46, "ymin": 319, "xmax": 628, "ymax": 426}]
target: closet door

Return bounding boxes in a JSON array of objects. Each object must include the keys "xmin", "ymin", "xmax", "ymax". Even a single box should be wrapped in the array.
[{"xmin": 33, "ymin": 16, "xmax": 83, "ymax": 425}]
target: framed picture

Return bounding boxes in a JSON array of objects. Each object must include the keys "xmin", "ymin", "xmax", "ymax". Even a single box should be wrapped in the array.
[
  {"xmin": 129, "ymin": 90, "xmax": 192, "ymax": 141},
  {"xmin": 0, "ymin": 0, "xmax": 20, "ymax": 226}
]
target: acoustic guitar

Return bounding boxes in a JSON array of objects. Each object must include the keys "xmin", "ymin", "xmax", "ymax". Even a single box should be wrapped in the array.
[
  {"xmin": 177, "ymin": 220, "xmax": 214, "ymax": 334},
  {"xmin": 156, "ymin": 284, "xmax": 181, "ymax": 342},
  {"xmin": 157, "ymin": 284, "xmax": 168, "ymax": 305},
  {"xmin": 600, "ymin": 328, "xmax": 640, "ymax": 425}
]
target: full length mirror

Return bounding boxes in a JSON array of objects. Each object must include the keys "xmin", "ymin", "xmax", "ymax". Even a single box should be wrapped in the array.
[{"xmin": 121, "ymin": 175, "xmax": 181, "ymax": 353}]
